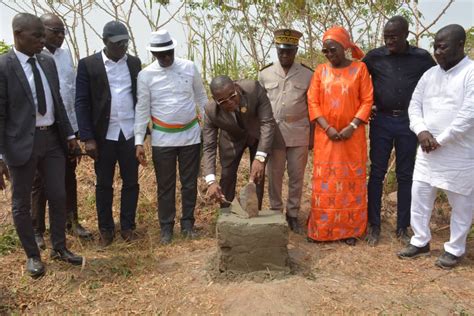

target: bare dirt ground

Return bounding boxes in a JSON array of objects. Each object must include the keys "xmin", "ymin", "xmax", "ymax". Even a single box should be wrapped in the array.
[{"xmin": 0, "ymin": 148, "xmax": 473, "ymax": 315}]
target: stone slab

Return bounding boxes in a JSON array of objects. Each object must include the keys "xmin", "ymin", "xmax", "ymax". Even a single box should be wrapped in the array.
[{"xmin": 216, "ymin": 209, "xmax": 290, "ymax": 272}]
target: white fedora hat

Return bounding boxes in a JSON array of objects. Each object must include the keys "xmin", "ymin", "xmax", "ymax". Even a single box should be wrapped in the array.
[{"xmin": 147, "ymin": 30, "xmax": 177, "ymax": 52}]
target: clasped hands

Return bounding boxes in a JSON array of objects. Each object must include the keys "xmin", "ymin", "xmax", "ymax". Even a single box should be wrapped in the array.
[
  {"xmin": 326, "ymin": 124, "xmax": 355, "ymax": 141},
  {"xmin": 418, "ymin": 131, "xmax": 440, "ymax": 153}
]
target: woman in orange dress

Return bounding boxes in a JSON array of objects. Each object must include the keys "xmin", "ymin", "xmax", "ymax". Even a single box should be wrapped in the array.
[{"xmin": 307, "ymin": 26, "xmax": 373, "ymax": 245}]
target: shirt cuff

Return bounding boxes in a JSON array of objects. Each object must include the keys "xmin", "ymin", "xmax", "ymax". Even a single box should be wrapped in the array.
[
  {"xmin": 411, "ymin": 122, "xmax": 428, "ymax": 136},
  {"xmin": 256, "ymin": 151, "xmax": 267, "ymax": 158},
  {"xmin": 435, "ymin": 129, "xmax": 450, "ymax": 146},
  {"xmin": 67, "ymin": 135, "xmax": 76, "ymax": 140},
  {"xmin": 205, "ymin": 174, "xmax": 216, "ymax": 184},
  {"xmin": 0, "ymin": 154, "xmax": 3, "ymax": 160},
  {"xmin": 135, "ymin": 134, "xmax": 145, "ymax": 146}
]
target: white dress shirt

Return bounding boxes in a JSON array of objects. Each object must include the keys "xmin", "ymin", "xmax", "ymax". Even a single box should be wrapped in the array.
[
  {"xmin": 43, "ymin": 46, "xmax": 78, "ymax": 132},
  {"xmin": 134, "ymin": 57, "xmax": 208, "ymax": 147},
  {"xmin": 14, "ymin": 48, "xmax": 55, "ymax": 127},
  {"xmin": 409, "ymin": 56, "xmax": 474, "ymax": 196},
  {"xmin": 102, "ymin": 51, "xmax": 135, "ymax": 141}
]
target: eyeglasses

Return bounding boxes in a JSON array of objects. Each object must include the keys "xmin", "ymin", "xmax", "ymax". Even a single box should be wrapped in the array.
[
  {"xmin": 321, "ymin": 47, "xmax": 337, "ymax": 55},
  {"xmin": 215, "ymin": 90, "xmax": 238, "ymax": 105},
  {"xmin": 45, "ymin": 26, "xmax": 68, "ymax": 35}
]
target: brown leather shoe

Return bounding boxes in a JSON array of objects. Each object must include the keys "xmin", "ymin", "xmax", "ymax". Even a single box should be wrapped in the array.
[
  {"xmin": 120, "ymin": 229, "xmax": 137, "ymax": 242},
  {"xmin": 99, "ymin": 230, "xmax": 114, "ymax": 247},
  {"xmin": 68, "ymin": 223, "xmax": 93, "ymax": 240}
]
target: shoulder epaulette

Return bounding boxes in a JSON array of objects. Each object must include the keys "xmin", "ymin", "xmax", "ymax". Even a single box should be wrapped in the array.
[
  {"xmin": 300, "ymin": 63, "xmax": 313, "ymax": 71},
  {"xmin": 259, "ymin": 62, "xmax": 273, "ymax": 71}
]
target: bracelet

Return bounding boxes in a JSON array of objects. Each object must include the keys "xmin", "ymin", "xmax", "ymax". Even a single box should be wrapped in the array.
[
  {"xmin": 207, "ymin": 180, "xmax": 216, "ymax": 186},
  {"xmin": 324, "ymin": 125, "xmax": 331, "ymax": 132},
  {"xmin": 349, "ymin": 122, "xmax": 358, "ymax": 129}
]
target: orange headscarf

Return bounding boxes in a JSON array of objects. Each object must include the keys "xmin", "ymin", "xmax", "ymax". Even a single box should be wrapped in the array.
[{"xmin": 322, "ymin": 26, "xmax": 364, "ymax": 60}]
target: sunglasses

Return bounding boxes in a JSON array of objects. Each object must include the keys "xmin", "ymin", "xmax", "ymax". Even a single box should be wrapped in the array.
[
  {"xmin": 215, "ymin": 90, "xmax": 238, "ymax": 106},
  {"xmin": 321, "ymin": 47, "xmax": 338, "ymax": 55},
  {"xmin": 45, "ymin": 26, "xmax": 68, "ymax": 35}
]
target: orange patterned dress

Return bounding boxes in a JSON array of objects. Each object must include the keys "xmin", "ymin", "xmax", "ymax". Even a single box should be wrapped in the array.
[{"xmin": 307, "ymin": 61, "xmax": 373, "ymax": 241}]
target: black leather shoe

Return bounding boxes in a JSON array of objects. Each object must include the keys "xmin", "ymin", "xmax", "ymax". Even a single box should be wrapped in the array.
[
  {"xmin": 26, "ymin": 257, "xmax": 45, "ymax": 278},
  {"xmin": 286, "ymin": 215, "xmax": 303, "ymax": 234},
  {"xmin": 181, "ymin": 228, "xmax": 198, "ymax": 239},
  {"xmin": 51, "ymin": 248, "xmax": 83, "ymax": 266},
  {"xmin": 366, "ymin": 225, "xmax": 380, "ymax": 247},
  {"xmin": 160, "ymin": 229, "xmax": 173, "ymax": 245},
  {"xmin": 396, "ymin": 228, "xmax": 411, "ymax": 246},
  {"xmin": 120, "ymin": 229, "xmax": 138, "ymax": 242},
  {"xmin": 99, "ymin": 230, "xmax": 114, "ymax": 247},
  {"xmin": 398, "ymin": 244, "xmax": 430, "ymax": 259},
  {"xmin": 435, "ymin": 251, "xmax": 461, "ymax": 269},
  {"xmin": 34, "ymin": 233, "xmax": 46, "ymax": 251},
  {"xmin": 68, "ymin": 223, "xmax": 93, "ymax": 240}
]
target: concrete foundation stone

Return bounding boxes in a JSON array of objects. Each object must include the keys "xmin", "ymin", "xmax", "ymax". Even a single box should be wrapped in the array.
[{"xmin": 216, "ymin": 209, "xmax": 290, "ymax": 272}]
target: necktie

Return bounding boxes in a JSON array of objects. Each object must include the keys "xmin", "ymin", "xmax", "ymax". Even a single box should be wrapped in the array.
[
  {"xmin": 27, "ymin": 57, "xmax": 47, "ymax": 116},
  {"xmin": 235, "ymin": 110, "xmax": 245, "ymax": 129}
]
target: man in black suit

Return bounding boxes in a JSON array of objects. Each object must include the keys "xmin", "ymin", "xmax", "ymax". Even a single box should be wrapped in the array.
[
  {"xmin": 75, "ymin": 21, "xmax": 141, "ymax": 246},
  {"xmin": 0, "ymin": 13, "xmax": 83, "ymax": 278}
]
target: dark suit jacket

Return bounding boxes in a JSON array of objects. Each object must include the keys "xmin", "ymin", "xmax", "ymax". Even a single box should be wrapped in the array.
[
  {"xmin": 75, "ymin": 52, "xmax": 141, "ymax": 143},
  {"xmin": 202, "ymin": 79, "xmax": 285, "ymax": 176},
  {"xmin": 0, "ymin": 49, "xmax": 74, "ymax": 166}
]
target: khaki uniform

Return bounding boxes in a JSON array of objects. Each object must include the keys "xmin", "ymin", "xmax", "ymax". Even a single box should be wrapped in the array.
[{"xmin": 258, "ymin": 62, "xmax": 313, "ymax": 217}]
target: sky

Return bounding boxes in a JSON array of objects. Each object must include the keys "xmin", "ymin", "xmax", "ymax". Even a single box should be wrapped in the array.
[{"xmin": 0, "ymin": 0, "xmax": 473, "ymax": 64}]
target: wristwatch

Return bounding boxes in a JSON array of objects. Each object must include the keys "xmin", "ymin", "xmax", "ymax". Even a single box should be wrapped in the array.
[
  {"xmin": 349, "ymin": 122, "xmax": 358, "ymax": 129},
  {"xmin": 254, "ymin": 155, "xmax": 266, "ymax": 163}
]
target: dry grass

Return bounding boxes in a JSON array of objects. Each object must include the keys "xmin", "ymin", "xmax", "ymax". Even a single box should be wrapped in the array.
[{"xmin": 0, "ymin": 144, "xmax": 473, "ymax": 314}]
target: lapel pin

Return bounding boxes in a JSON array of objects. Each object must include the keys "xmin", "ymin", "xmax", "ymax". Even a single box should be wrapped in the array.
[{"xmin": 241, "ymin": 107, "xmax": 247, "ymax": 113}]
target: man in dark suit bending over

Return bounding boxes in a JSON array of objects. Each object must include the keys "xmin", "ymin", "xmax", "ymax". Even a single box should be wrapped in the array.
[
  {"xmin": 0, "ymin": 13, "xmax": 83, "ymax": 278},
  {"xmin": 203, "ymin": 75, "xmax": 285, "ymax": 209}
]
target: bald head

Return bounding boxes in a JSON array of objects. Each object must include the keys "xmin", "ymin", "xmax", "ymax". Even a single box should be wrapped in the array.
[
  {"xmin": 12, "ymin": 12, "xmax": 41, "ymax": 32},
  {"xmin": 434, "ymin": 24, "xmax": 466, "ymax": 71},
  {"xmin": 40, "ymin": 13, "xmax": 62, "ymax": 25},
  {"xmin": 436, "ymin": 24, "xmax": 466, "ymax": 44},
  {"xmin": 210, "ymin": 75, "xmax": 234, "ymax": 94},
  {"xmin": 386, "ymin": 15, "xmax": 409, "ymax": 33}
]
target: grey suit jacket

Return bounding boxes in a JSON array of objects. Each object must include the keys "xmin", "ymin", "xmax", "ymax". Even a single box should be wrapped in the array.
[
  {"xmin": 0, "ymin": 49, "xmax": 74, "ymax": 166},
  {"xmin": 202, "ymin": 79, "xmax": 285, "ymax": 176}
]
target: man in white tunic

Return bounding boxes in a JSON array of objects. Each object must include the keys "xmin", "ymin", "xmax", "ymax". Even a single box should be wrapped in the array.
[
  {"xmin": 135, "ymin": 30, "xmax": 208, "ymax": 244},
  {"xmin": 398, "ymin": 25, "xmax": 474, "ymax": 269}
]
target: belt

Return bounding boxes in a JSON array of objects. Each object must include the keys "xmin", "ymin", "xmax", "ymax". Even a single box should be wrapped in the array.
[
  {"xmin": 378, "ymin": 109, "xmax": 408, "ymax": 117},
  {"xmin": 36, "ymin": 124, "xmax": 55, "ymax": 131},
  {"xmin": 151, "ymin": 116, "xmax": 199, "ymax": 133}
]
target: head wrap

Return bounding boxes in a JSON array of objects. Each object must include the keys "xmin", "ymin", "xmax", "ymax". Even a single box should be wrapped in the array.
[{"xmin": 322, "ymin": 26, "xmax": 364, "ymax": 60}]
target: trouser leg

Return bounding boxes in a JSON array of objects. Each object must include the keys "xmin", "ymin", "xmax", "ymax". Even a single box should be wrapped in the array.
[
  {"xmin": 410, "ymin": 180, "xmax": 437, "ymax": 248},
  {"xmin": 443, "ymin": 190, "xmax": 474, "ymax": 257},
  {"xmin": 286, "ymin": 146, "xmax": 308, "ymax": 218},
  {"xmin": 152, "ymin": 146, "xmax": 177, "ymax": 230},
  {"xmin": 267, "ymin": 148, "xmax": 286, "ymax": 211},
  {"xmin": 9, "ymin": 157, "xmax": 40, "ymax": 258},
  {"xmin": 117, "ymin": 134, "xmax": 139, "ymax": 231},
  {"xmin": 178, "ymin": 143, "xmax": 201, "ymax": 230},
  {"xmin": 40, "ymin": 130, "xmax": 67, "ymax": 251},
  {"xmin": 248, "ymin": 144, "xmax": 264, "ymax": 210},
  {"xmin": 219, "ymin": 147, "xmax": 245, "ymax": 208},
  {"xmin": 367, "ymin": 114, "xmax": 394, "ymax": 229},
  {"xmin": 94, "ymin": 139, "xmax": 118, "ymax": 233},
  {"xmin": 394, "ymin": 116, "xmax": 418, "ymax": 230},
  {"xmin": 31, "ymin": 171, "xmax": 46, "ymax": 235},
  {"xmin": 65, "ymin": 154, "xmax": 78, "ymax": 226}
]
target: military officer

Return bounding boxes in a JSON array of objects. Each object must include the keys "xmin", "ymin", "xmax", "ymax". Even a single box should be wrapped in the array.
[{"xmin": 258, "ymin": 29, "xmax": 313, "ymax": 233}]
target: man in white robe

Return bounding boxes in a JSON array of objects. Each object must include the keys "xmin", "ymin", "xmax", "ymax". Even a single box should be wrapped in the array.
[{"xmin": 398, "ymin": 24, "xmax": 473, "ymax": 269}]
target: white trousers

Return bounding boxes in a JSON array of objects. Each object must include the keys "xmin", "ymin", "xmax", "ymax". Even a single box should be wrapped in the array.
[{"xmin": 410, "ymin": 180, "xmax": 474, "ymax": 257}]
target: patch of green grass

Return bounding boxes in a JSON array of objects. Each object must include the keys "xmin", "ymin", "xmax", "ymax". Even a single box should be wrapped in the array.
[
  {"xmin": 0, "ymin": 226, "xmax": 20, "ymax": 256},
  {"xmin": 110, "ymin": 264, "xmax": 133, "ymax": 278}
]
